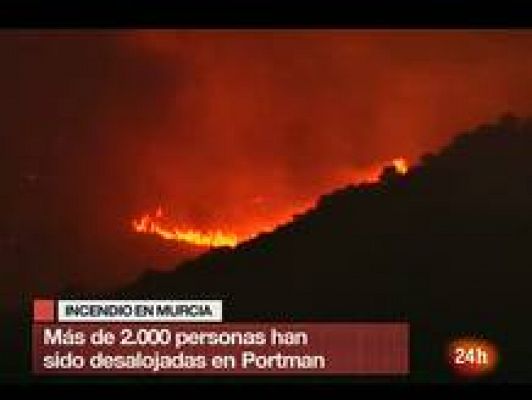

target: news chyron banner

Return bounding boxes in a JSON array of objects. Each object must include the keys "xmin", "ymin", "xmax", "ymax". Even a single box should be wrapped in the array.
[{"xmin": 32, "ymin": 299, "xmax": 409, "ymax": 375}]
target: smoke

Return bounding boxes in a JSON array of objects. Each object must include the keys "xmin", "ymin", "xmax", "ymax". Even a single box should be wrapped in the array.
[{"xmin": 2, "ymin": 30, "xmax": 532, "ymax": 304}]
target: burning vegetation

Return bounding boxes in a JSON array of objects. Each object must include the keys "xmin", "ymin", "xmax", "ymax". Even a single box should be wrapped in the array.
[{"xmin": 131, "ymin": 158, "xmax": 408, "ymax": 248}]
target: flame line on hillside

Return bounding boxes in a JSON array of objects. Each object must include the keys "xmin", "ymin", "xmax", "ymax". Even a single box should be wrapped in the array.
[
  {"xmin": 132, "ymin": 207, "xmax": 240, "ymax": 248},
  {"xmin": 131, "ymin": 158, "xmax": 408, "ymax": 248}
]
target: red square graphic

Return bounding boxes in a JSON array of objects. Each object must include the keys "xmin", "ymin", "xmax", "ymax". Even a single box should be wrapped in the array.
[{"xmin": 33, "ymin": 299, "xmax": 55, "ymax": 322}]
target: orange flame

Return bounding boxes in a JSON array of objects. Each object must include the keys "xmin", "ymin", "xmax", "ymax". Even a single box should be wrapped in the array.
[
  {"xmin": 131, "ymin": 158, "xmax": 408, "ymax": 248},
  {"xmin": 392, "ymin": 157, "xmax": 409, "ymax": 174},
  {"xmin": 132, "ymin": 207, "xmax": 240, "ymax": 248}
]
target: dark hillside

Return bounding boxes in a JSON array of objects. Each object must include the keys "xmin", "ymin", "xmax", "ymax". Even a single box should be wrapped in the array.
[{"xmin": 119, "ymin": 115, "xmax": 532, "ymax": 381}]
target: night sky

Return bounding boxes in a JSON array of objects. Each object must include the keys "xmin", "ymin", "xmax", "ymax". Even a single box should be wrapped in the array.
[{"xmin": 2, "ymin": 31, "xmax": 532, "ymax": 308}]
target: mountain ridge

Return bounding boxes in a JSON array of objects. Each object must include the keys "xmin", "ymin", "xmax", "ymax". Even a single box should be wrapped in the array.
[
  {"xmin": 4, "ymin": 114, "xmax": 531, "ymax": 382},
  {"xmin": 107, "ymin": 114, "xmax": 532, "ymax": 381}
]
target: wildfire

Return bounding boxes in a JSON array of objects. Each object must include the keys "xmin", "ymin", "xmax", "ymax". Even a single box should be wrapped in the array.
[
  {"xmin": 131, "ymin": 157, "xmax": 408, "ymax": 249},
  {"xmin": 392, "ymin": 157, "xmax": 408, "ymax": 175},
  {"xmin": 132, "ymin": 207, "xmax": 240, "ymax": 248}
]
